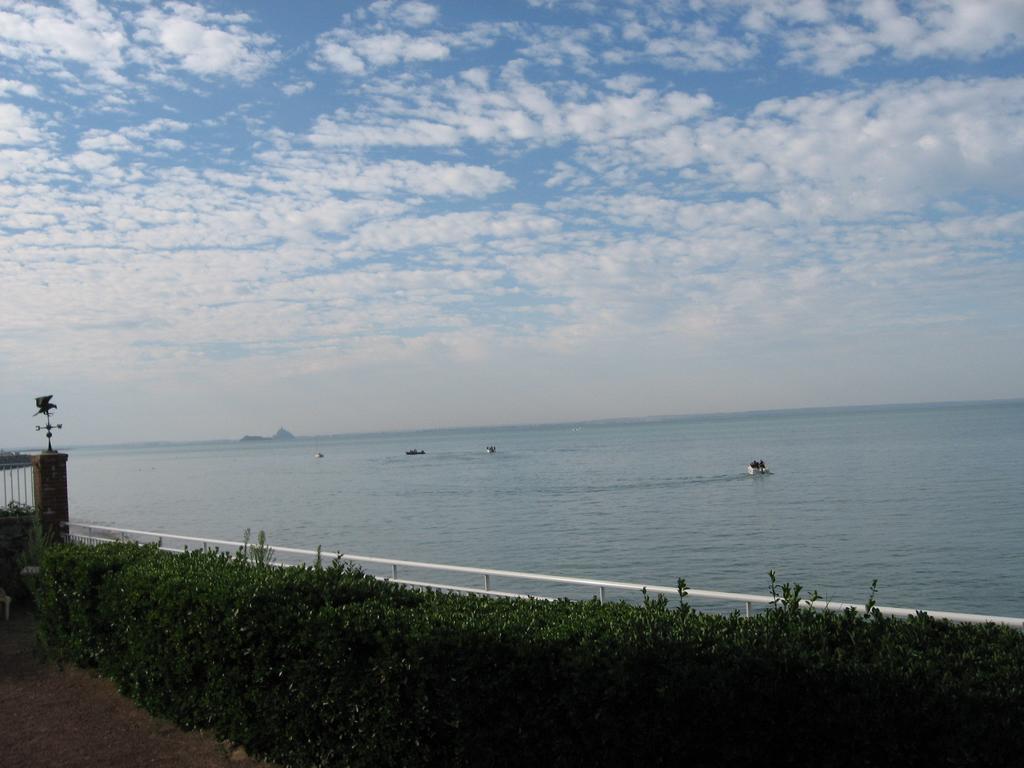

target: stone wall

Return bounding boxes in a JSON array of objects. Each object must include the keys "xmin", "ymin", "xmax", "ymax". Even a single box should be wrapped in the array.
[{"xmin": 0, "ymin": 515, "xmax": 34, "ymax": 599}]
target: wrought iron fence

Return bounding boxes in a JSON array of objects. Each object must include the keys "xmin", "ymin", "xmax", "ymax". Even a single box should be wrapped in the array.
[
  {"xmin": 65, "ymin": 522, "xmax": 1024, "ymax": 628},
  {"xmin": 0, "ymin": 456, "xmax": 34, "ymax": 508}
]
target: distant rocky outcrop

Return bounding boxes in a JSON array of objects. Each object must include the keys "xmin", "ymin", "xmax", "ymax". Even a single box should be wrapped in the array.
[{"xmin": 240, "ymin": 427, "xmax": 296, "ymax": 442}]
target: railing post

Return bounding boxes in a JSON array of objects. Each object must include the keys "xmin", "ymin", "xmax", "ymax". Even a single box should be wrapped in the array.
[
  {"xmin": 745, "ymin": 602, "xmax": 751, "ymax": 618},
  {"xmin": 599, "ymin": 586, "xmax": 605, "ymax": 604},
  {"xmin": 31, "ymin": 452, "xmax": 69, "ymax": 541},
  {"xmin": 484, "ymin": 574, "xmax": 491, "ymax": 593},
  {"xmin": 392, "ymin": 564, "xmax": 398, "ymax": 580}
]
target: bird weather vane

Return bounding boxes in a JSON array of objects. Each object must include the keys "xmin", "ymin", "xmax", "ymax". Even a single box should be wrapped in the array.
[{"xmin": 34, "ymin": 395, "xmax": 62, "ymax": 452}]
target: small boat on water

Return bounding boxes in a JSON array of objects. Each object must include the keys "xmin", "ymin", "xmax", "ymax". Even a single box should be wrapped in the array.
[
  {"xmin": 406, "ymin": 449, "xmax": 426, "ymax": 456},
  {"xmin": 748, "ymin": 460, "xmax": 770, "ymax": 475},
  {"xmin": 485, "ymin": 446, "xmax": 496, "ymax": 453},
  {"xmin": 314, "ymin": 451, "xmax": 324, "ymax": 459}
]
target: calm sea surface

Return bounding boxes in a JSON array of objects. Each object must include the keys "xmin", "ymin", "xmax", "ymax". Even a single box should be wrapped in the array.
[{"xmin": 66, "ymin": 401, "xmax": 1024, "ymax": 616}]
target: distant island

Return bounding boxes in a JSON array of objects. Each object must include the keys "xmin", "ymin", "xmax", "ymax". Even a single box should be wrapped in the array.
[{"xmin": 240, "ymin": 427, "xmax": 296, "ymax": 442}]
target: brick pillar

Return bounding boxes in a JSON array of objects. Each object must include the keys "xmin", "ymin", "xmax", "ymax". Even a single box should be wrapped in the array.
[{"xmin": 32, "ymin": 452, "xmax": 69, "ymax": 539}]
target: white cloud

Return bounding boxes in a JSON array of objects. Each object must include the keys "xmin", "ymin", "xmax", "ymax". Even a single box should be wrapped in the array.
[
  {"xmin": 683, "ymin": 77, "xmax": 1024, "ymax": 216},
  {"xmin": 311, "ymin": 16, "xmax": 506, "ymax": 76},
  {"xmin": 245, "ymin": 148, "xmax": 513, "ymax": 199},
  {"xmin": 152, "ymin": 137, "xmax": 185, "ymax": 152},
  {"xmin": 0, "ymin": 0, "xmax": 128, "ymax": 84},
  {"xmin": 316, "ymin": 33, "xmax": 440, "ymax": 72},
  {"xmin": 544, "ymin": 160, "xmax": 592, "ymax": 189},
  {"xmin": 351, "ymin": 33, "xmax": 449, "ymax": 66},
  {"xmin": 562, "ymin": 89, "xmax": 714, "ymax": 143},
  {"xmin": 341, "ymin": 208, "xmax": 561, "ymax": 254},
  {"xmin": 640, "ymin": 22, "xmax": 759, "ymax": 70},
  {"xmin": 460, "ymin": 67, "xmax": 489, "ymax": 89},
  {"xmin": 309, "ymin": 115, "xmax": 460, "ymax": 147},
  {"xmin": 316, "ymin": 43, "xmax": 366, "ymax": 75},
  {"xmin": 781, "ymin": 22, "xmax": 878, "ymax": 74},
  {"xmin": 863, "ymin": 0, "xmax": 1024, "ymax": 60},
  {"xmin": 71, "ymin": 149, "xmax": 115, "ymax": 171},
  {"xmin": 359, "ymin": 160, "xmax": 514, "ymax": 197},
  {"xmin": 2, "ymin": 209, "xmax": 57, "ymax": 229},
  {"xmin": 752, "ymin": 0, "xmax": 1024, "ymax": 74},
  {"xmin": 630, "ymin": 126, "xmax": 698, "ymax": 168},
  {"xmin": 392, "ymin": 2, "xmax": 440, "ymax": 28},
  {"xmin": 309, "ymin": 64, "xmax": 715, "ymax": 154},
  {"xmin": 78, "ymin": 118, "xmax": 189, "ymax": 155},
  {"xmin": 133, "ymin": 3, "xmax": 280, "ymax": 81},
  {"xmin": 136, "ymin": 118, "xmax": 190, "ymax": 136},
  {"xmin": 0, "ymin": 147, "xmax": 56, "ymax": 182},
  {"xmin": 0, "ymin": 103, "xmax": 40, "ymax": 145},
  {"xmin": 519, "ymin": 27, "xmax": 599, "ymax": 71},
  {"xmin": 740, "ymin": 0, "xmax": 830, "ymax": 32},
  {"xmin": 603, "ymin": 74, "xmax": 651, "ymax": 93},
  {"xmin": 368, "ymin": 0, "xmax": 441, "ymax": 29},
  {"xmin": 258, "ymin": 197, "xmax": 406, "ymax": 237},
  {"xmin": 281, "ymin": 80, "xmax": 314, "ymax": 96},
  {"xmin": 79, "ymin": 131, "xmax": 134, "ymax": 152},
  {"xmin": 0, "ymin": 79, "xmax": 41, "ymax": 98}
]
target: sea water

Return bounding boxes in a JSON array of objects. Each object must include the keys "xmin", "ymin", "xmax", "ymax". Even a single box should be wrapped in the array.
[{"xmin": 65, "ymin": 400, "xmax": 1024, "ymax": 616}]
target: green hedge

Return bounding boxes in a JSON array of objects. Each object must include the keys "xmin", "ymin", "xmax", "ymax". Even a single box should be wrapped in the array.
[{"xmin": 38, "ymin": 542, "xmax": 1024, "ymax": 767}]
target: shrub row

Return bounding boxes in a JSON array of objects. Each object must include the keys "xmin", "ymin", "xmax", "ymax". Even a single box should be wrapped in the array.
[{"xmin": 38, "ymin": 542, "xmax": 1024, "ymax": 767}]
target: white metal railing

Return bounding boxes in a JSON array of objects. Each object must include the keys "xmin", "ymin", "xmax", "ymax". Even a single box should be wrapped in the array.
[
  {"xmin": 1, "ymin": 461, "xmax": 34, "ymax": 508},
  {"xmin": 63, "ymin": 522, "xmax": 1024, "ymax": 628}
]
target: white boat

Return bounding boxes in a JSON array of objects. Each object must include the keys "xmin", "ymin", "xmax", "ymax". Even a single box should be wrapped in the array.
[
  {"xmin": 314, "ymin": 451, "xmax": 324, "ymax": 459},
  {"xmin": 747, "ymin": 463, "xmax": 769, "ymax": 475}
]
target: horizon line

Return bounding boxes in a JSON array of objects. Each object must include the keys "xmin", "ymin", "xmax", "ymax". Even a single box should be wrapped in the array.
[{"xmin": 11, "ymin": 396, "xmax": 1022, "ymax": 453}]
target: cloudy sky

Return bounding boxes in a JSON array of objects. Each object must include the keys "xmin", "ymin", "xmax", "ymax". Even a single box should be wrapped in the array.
[{"xmin": 1, "ymin": 0, "xmax": 1022, "ymax": 445}]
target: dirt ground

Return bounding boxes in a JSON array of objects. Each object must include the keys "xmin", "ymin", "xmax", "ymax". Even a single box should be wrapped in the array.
[{"xmin": 0, "ymin": 603, "xmax": 274, "ymax": 768}]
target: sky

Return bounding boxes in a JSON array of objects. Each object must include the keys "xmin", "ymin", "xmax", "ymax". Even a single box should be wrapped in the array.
[{"xmin": 1, "ymin": 0, "xmax": 1022, "ymax": 445}]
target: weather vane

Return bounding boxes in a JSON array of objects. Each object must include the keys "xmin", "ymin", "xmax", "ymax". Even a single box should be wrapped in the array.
[{"xmin": 34, "ymin": 395, "xmax": 63, "ymax": 452}]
